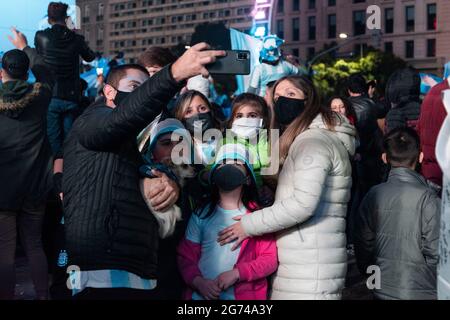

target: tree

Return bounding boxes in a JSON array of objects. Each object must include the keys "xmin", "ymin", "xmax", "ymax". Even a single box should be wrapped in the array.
[{"xmin": 311, "ymin": 47, "xmax": 407, "ymax": 100}]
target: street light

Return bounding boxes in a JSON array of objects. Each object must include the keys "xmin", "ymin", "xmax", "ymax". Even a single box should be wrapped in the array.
[{"xmin": 306, "ymin": 34, "xmax": 363, "ymax": 78}]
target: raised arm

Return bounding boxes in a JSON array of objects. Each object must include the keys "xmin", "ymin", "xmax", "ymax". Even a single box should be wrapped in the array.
[
  {"xmin": 8, "ymin": 27, "xmax": 55, "ymax": 90},
  {"xmin": 78, "ymin": 34, "xmax": 96, "ymax": 62},
  {"xmin": 77, "ymin": 43, "xmax": 226, "ymax": 151},
  {"xmin": 77, "ymin": 65, "xmax": 182, "ymax": 151}
]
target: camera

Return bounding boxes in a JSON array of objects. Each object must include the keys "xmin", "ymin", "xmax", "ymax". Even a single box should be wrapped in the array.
[{"xmin": 237, "ymin": 52, "xmax": 249, "ymax": 60}]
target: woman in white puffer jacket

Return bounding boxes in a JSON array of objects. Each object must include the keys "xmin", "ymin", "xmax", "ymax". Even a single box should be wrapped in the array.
[{"xmin": 218, "ymin": 75, "xmax": 356, "ymax": 299}]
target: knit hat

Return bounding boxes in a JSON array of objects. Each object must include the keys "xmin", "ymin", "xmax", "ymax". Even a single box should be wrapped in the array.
[
  {"xmin": 148, "ymin": 118, "xmax": 191, "ymax": 154},
  {"xmin": 386, "ymin": 68, "xmax": 420, "ymax": 105},
  {"xmin": 209, "ymin": 143, "xmax": 257, "ymax": 186}
]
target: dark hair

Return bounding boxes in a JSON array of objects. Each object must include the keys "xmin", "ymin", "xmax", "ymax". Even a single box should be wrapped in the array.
[
  {"xmin": 347, "ymin": 74, "xmax": 368, "ymax": 95},
  {"xmin": 383, "ymin": 127, "xmax": 420, "ymax": 167},
  {"xmin": 228, "ymin": 93, "xmax": 270, "ymax": 129},
  {"xmin": 197, "ymin": 165, "xmax": 261, "ymax": 219},
  {"xmin": 1, "ymin": 49, "xmax": 30, "ymax": 79},
  {"xmin": 138, "ymin": 47, "xmax": 176, "ymax": 68},
  {"xmin": 327, "ymin": 96, "xmax": 357, "ymax": 124},
  {"xmin": 273, "ymin": 75, "xmax": 336, "ymax": 165},
  {"xmin": 105, "ymin": 64, "xmax": 149, "ymax": 88},
  {"xmin": 48, "ymin": 2, "xmax": 68, "ymax": 24},
  {"xmin": 173, "ymin": 90, "xmax": 222, "ymax": 129},
  {"xmin": 266, "ymin": 80, "xmax": 277, "ymax": 89}
]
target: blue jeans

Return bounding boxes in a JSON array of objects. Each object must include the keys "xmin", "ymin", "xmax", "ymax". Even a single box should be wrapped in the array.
[{"xmin": 47, "ymin": 98, "xmax": 78, "ymax": 156}]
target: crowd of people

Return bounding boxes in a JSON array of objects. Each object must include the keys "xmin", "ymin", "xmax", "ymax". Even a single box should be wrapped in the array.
[{"xmin": 0, "ymin": 2, "xmax": 448, "ymax": 301}]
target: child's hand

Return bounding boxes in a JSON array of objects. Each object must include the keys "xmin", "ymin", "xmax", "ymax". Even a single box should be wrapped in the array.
[
  {"xmin": 192, "ymin": 276, "xmax": 221, "ymax": 300},
  {"xmin": 216, "ymin": 269, "xmax": 240, "ymax": 291}
]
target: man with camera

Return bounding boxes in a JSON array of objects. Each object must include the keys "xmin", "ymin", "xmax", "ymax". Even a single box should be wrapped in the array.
[{"xmin": 62, "ymin": 43, "xmax": 225, "ymax": 299}]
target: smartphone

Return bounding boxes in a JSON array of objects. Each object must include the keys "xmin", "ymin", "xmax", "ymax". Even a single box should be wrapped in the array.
[{"xmin": 206, "ymin": 50, "xmax": 251, "ymax": 75}]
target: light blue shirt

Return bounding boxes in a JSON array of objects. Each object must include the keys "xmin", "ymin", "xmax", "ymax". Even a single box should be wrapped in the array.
[
  {"xmin": 186, "ymin": 205, "xmax": 246, "ymax": 300},
  {"xmin": 69, "ymin": 269, "xmax": 157, "ymax": 296}
]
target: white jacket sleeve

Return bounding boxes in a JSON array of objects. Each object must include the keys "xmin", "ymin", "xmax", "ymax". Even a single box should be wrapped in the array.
[{"xmin": 241, "ymin": 136, "xmax": 333, "ymax": 236}]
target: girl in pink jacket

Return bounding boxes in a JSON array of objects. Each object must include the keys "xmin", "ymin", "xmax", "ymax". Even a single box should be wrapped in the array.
[{"xmin": 177, "ymin": 144, "xmax": 278, "ymax": 300}]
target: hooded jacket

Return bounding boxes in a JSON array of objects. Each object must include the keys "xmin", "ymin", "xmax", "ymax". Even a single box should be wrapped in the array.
[
  {"xmin": 385, "ymin": 68, "xmax": 422, "ymax": 133},
  {"xmin": 241, "ymin": 114, "xmax": 356, "ymax": 299},
  {"xmin": 35, "ymin": 24, "xmax": 95, "ymax": 102},
  {"xmin": 355, "ymin": 167, "xmax": 440, "ymax": 300},
  {"xmin": 418, "ymin": 80, "xmax": 448, "ymax": 187},
  {"xmin": 0, "ymin": 47, "xmax": 53, "ymax": 211}
]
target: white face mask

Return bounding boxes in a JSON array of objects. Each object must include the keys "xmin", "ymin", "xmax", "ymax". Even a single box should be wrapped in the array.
[{"xmin": 231, "ymin": 117, "xmax": 263, "ymax": 138}]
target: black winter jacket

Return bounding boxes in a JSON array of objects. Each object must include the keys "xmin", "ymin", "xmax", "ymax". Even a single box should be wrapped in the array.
[
  {"xmin": 0, "ymin": 47, "xmax": 54, "ymax": 211},
  {"xmin": 35, "ymin": 25, "xmax": 95, "ymax": 102},
  {"xmin": 355, "ymin": 167, "xmax": 441, "ymax": 300},
  {"xmin": 349, "ymin": 94, "xmax": 383, "ymax": 157},
  {"xmin": 62, "ymin": 66, "xmax": 183, "ymax": 279},
  {"xmin": 385, "ymin": 68, "xmax": 422, "ymax": 133}
]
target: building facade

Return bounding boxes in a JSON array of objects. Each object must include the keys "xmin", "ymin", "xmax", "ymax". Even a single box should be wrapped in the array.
[
  {"xmin": 76, "ymin": 0, "xmax": 255, "ymax": 62},
  {"xmin": 272, "ymin": 0, "xmax": 450, "ymax": 73}
]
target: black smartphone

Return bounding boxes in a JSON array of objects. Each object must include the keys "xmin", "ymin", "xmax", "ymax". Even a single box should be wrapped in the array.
[{"xmin": 206, "ymin": 50, "xmax": 251, "ymax": 75}]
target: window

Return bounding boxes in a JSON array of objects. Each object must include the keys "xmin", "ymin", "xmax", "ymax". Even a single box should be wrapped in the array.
[
  {"xmin": 353, "ymin": 10, "xmax": 365, "ymax": 35},
  {"xmin": 97, "ymin": 27, "xmax": 104, "ymax": 40},
  {"xmin": 405, "ymin": 6, "xmax": 415, "ymax": 32},
  {"xmin": 98, "ymin": 3, "xmax": 104, "ymax": 16},
  {"xmin": 328, "ymin": 0, "xmax": 336, "ymax": 6},
  {"xmin": 292, "ymin": 48, "xmax": 299, "ymax": 57},
  {"xmin": 277, "ymin": 19, "xmax": 284, "ymax": 39},
  {"xmin": 427, "ymin": 39, "xmax": 436, "ymax": 57},
  {"xmin": 308, "ymin": 16, "xmax": 316, "ymax": 40},
  {"xmin": 293, "ymin": 0, "xmax": 299, "ymax": 11},
  {"xmin": 277, "ymin": 0, "xmax": 284, "ymax": 13},
  {"xmin": 84, "ymin": 4, "xmax": 90, "ymax": 17},
  {"xmin": 384, "ymin": 42, "xmax": 393, "ymax": 54},
  {"xmin": 308, "ymin": 0, "xmax": 315, "ymax": 9},
  {"xmin": 307, "ymin": 47, "xmax": 315, "ymax": 60},
  {"xmin": 427, "ymin": 4, "xmax": 437, "ymax": 30},
  {"xmin": 405, "ymin": 40, "xmax": 414, "ymax": 58},
  {"xmin": 328, "ymin": 14, "xmax": 336, "ymax": 38},
  {"xmin": 292, "ymin": 18, "xmax": 300, "ymax": 41},
  {"xmin": 353, "ymin": 0, "xmax": 365, "ymax": 2},
  {"xmin": 385, "ymin": 8, "xmax": 393, "ymax": 34}
]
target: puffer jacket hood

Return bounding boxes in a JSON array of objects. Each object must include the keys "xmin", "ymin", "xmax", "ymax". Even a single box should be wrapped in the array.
[
  {"xmin": 386, "ymin": 68, "xmax": 421, "ymax": 106},
  {"xmin": 308, "ymin": 113, "xmax": 356, "ymax": 157}
]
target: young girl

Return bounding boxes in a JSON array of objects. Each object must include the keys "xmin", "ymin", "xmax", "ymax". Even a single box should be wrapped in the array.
[
  {"xmin": 225, "ymin": 93, "xmax": 271, "ymax": 188},
  {"xmin": 177, "ymin": 144, "xmax": 278, "ymax": 300}
]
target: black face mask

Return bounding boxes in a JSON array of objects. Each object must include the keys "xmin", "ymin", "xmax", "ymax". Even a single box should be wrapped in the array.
[
  {"xmin": 274, "ymin": 96, "xmax": 306, "ymax": 126},
  {"xmin": 113, "ymin": 90, "xmax": 131, "ymax": 107},
  {"xmin": 184, "ymin": 112, "xmax": 214, "ymax": 134},
  {"xmin": 212, "ymin": 164, "xmax": 248, "ymax": 192}
]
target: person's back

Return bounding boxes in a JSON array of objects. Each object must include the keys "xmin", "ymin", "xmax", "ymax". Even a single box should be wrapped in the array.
[
  {"xmin": 385, "ymin": 68, "xmax": 422, "ymax": 133},
  {"xmin": 34, "ymin": 2, "xmax": 95, "ymax": 157},
  {"xmin": 355, "ymin": 128, "xmax": 441, "ymax": 300},
  {"xmin": 0, "ymin": 31, "xmax": 54, "ymax": 300},
  {"xmin": 418, "ymin": 80, "xmax": 448, "ymax": 187},
  {"xmin": 35, "ymin": 13, "xmax": 95, "ymax": 102}
]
